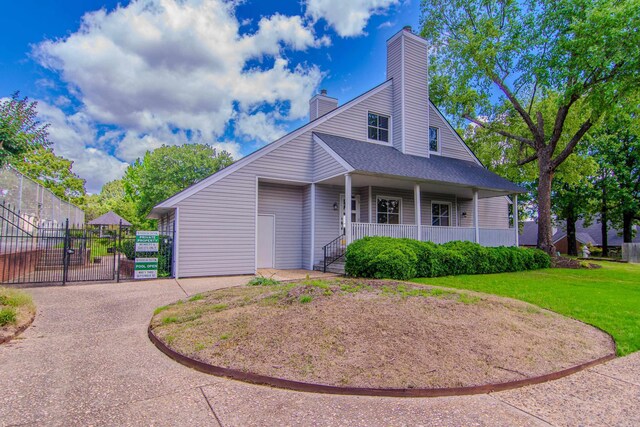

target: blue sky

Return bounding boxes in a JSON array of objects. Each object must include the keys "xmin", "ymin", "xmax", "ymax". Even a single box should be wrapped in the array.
[{"xmin": 0, "ymin": 0, "xmax": 420, "ymax": 192}]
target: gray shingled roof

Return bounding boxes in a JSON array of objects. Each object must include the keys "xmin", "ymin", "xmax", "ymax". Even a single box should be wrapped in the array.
[
  {"xmin": 88, "ymin": 211, "xmax": 132, "ymax": 226},
  {"xmin": 314, "ymin": 132, "xmax": 524, "ymax": 193}
]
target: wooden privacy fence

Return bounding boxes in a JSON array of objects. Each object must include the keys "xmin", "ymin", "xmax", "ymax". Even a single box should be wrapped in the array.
[{"xmin": 622, "ymin": 243, "xmax": 640, "ymax": 263}]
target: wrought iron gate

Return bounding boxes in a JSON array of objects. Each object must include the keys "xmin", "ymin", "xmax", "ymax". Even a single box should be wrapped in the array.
[{"xmin": 1, "ymin": 202, "xmax": 173, "ymax": 286}]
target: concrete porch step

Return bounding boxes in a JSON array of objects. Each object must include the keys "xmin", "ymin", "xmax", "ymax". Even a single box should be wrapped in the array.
[{"xmin": 313, "ymin": 260, "xmax": 345, "ymax": 275}]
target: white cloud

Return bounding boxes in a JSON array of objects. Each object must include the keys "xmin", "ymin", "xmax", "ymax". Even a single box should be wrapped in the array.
[
  {"xmin": 29, "ymin": 0, "xmax": 333, "ymax": 192},
  {"xmin": 34, "ymin": 101, "xmax": 128, "ymax": 193},
  {"xmin": 235, "ymin": 112, "xmax": 286, "ymax": 144},
  {"xmin": 305, "ymin": 0, "xmax": 398, "ymax": 37}
]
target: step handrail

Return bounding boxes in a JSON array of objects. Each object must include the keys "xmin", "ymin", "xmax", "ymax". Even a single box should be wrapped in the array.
[{"xmin": 322, "ymin": 233, "xmax": 346, "ymax": 273}]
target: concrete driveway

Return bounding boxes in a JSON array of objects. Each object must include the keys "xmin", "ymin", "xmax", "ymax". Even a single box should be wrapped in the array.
[{"xmin": 1, "ymin": 277, "xmax": 639, "ymax": 426}]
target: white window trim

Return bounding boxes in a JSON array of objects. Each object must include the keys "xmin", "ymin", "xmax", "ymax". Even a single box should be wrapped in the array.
[
  {"xmin": 376, "ymin": 195, "xmax": 403, "ymax": 225},
  {"xmin": 339, "ymin": 194, "xmax": 361, "ymax": 233},
  {"xmin": 429, "ymin": 126, "xmax": 442, "ymax": 155},
  {"xmin": 431, "ymin": 200, "xmax": 452, "ymax": 227},
  {"xmin": 367, "ymin": 111, "xmax": 393, "ymax": 146}
]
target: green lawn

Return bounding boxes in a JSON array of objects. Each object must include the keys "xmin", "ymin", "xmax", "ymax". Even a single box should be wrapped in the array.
[{"xmin": 411, "ymin": 262, "xmax": 640, "ymax": 356}]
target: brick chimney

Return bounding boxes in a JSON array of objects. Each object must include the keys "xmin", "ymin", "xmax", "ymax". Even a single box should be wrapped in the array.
[{"xmin": 309, "ymin": 89, "xmax": 338, "ymax": 121}]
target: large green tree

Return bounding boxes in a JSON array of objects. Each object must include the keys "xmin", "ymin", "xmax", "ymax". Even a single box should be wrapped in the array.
[
  {"xmin": 84, "ymin": 179, "xmax": 137, "ymax": 226},
  {"xmin": 587, "ymin": 108, "xmax": 640, "ymax": 246},
  {"xmin": 421, "ymin": 0, "xmax": 640, "ymax": 254},
  {"xmin": 122, "ymin": 144, "xmax": 234, "ymax": 223},
  {"xmin": 1, "ymin": 92, "xmax": 49, "ymax": 165},
  {"xmin": 11, "ymin": 147, "xmax": 86, "ymax": 206}
]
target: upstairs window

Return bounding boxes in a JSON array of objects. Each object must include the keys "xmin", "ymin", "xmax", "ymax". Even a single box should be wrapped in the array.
[
  {"xmin": 429, "ymin": 126, "xmax": 439, "ymax": 152},
  {"xmin": 368, "ymin": 112, "xmax": 389, "ymax": 142}
]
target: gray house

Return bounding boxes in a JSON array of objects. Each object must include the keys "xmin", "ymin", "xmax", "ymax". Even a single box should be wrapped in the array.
[{"xmin": 149, "ymin": 28, "xmax": 524, "ymax": 278}]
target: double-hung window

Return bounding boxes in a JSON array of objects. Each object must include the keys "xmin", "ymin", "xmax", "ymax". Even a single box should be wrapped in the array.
[
  {"xmin": 377, "ymin": 196, "xmax": 401, "ymax": 224},
  {"xmin": 429, "ymin": 126, "xmax": 439, "ymax": 153},
  {"xmin": 368, "ymin": 112, "xmax": 389, "ymax": 143},
  {"xmin": 431, "ymin": 202, "xmax": 451, "ymax": 226}
]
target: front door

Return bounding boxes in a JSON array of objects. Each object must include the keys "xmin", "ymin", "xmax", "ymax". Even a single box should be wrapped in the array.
[
  {"xmin": 339, "ymin": 194, "xmax": 360, "ymax": 233},
  {"xmin": 257, "ymin": 215, "xmax": 275, "ymax": 268}
]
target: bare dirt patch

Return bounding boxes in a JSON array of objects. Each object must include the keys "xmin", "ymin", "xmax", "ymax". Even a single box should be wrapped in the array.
[
  {"xmin": 0, "ymin": 287, "xmax": 36, "ymax": 344},
  {"xmin": 150, "ymin": 279, "xmax": 614, "ymax": 389}
]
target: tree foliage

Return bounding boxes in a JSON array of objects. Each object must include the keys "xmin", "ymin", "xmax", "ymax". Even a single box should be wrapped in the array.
[
  {"xmin": 0, "ymin": 92, "xmax": 49, "ymax": 165},
  {"xmin": 11, "ymin": 147, "xmax": 86, "ymax": 206},
  {"xmin": 421, "ymin": 0, "xmax": 640, "ymax": 253},
  {"xmin": 122, "ymin": 144, "xmax": 234, "ymax": 224},
  {"xmin": 84, "ymin": 179, "xmax": 138, "ymax": 226}
]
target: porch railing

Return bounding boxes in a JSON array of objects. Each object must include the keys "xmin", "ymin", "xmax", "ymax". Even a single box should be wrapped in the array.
[
  {"xmin": 422, "ymin": 226, "xmax": 475, "ymax": 244},
  {"xmin": 478, "ymin": 228, "xmax": 516, "ymax": 247},
  {"xmin": 352, "ymin": 223, "xmax": 418, "ymax": 240},
  {"xmin": 350, "ymin": 222, "xmax": 516, "ymax": 246}
]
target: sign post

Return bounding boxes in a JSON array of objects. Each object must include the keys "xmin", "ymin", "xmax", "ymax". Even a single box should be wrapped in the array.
[{"xmin": 134, "ymin": 231, "xmax": 159, "ymax": 279}]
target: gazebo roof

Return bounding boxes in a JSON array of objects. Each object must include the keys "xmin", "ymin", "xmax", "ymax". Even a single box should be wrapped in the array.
[{"xmin": 88, "ymin": 211, "xmax": 132, "ymax": 226}]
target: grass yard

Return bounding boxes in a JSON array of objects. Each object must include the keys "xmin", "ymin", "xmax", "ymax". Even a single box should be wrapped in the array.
[
  {"xmin": 412, "ymin": 261, "xmax": 640, "ymax": 356},
  {"xmin": 0, "ymin": 287, "xmax": 36, "ymax": 343}
]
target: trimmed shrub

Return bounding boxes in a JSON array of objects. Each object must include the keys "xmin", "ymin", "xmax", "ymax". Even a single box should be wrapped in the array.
[{"xmin": 344, "ymin": 237, "xmax": 551, "ymax": 280}]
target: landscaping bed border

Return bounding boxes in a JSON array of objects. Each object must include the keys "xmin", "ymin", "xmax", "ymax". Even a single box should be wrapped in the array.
[
  {"xmin": 148, "ymin": 325, "xmax": 616, "ymax": 397},
  {"xmin": 0, "ymin": 312, "xmax": 35, "ymax": 345}
]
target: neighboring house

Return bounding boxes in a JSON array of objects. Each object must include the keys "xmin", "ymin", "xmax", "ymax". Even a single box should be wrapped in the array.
[
  {"xmin": 519, "ymin": 220, "xmax": 640, "ymax": 253},
  {"xmin": 149, "ymin": 28, "xmax": 524, "ymax": 278}
]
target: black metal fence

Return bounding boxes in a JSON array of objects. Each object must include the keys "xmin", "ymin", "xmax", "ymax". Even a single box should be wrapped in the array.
[{"xmin": 1, "ymin": 202, "xmax": 174, "ymax": 286}]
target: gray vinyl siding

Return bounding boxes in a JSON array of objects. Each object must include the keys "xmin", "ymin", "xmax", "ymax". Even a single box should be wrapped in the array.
[
  {"xmin": 358, "ymin": 187, "xmax": 369, "ymax": 223},
  {"xmin": 314, "ymin": 143, "xmax": 346, "ymax": 182},
  {"xmin": 314, "ymin": 184, "xmax": 342, "ymax": 265},
  {"xmin": 387, "ymin": 36, "xmax": 404, "ymax": 153},
  {"xmin": 478, "ymin": 197, "xmax": 510, "ymax": 228},
  {"xmin": 429, "ymin": 104, "xmax": 475, "ymax": 162},
  {"xmin": 402, "ymin": 36, "xmax": 430, "ymax": 158},
  {"xmin": 176, "ymin": 137, "xmax": 313, "ymax": 277},
  {"xmin": 458, "ymin": 199, "xmax": 474, "ymax": 227},
  {"xmin": 258, "ymin": 182, "xmax": 303, "ymax": 269},
  {"xmin": 314, "ymin": 84, "xmax": 393, "ymax": 143}
]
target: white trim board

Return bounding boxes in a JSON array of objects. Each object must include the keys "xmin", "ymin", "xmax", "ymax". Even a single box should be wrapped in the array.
[{"xmin": 152, "ymin": 80, "xmax": 393, "ymax": 211}]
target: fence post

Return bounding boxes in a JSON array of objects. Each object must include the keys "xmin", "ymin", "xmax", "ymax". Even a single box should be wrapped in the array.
[
  {"xmin": 62, "ymin": 219, "xmax": 69, "ymax": 286},
  {"xmin": 117, "ymin": 220, "xmax": 122, "ymax": 283}
]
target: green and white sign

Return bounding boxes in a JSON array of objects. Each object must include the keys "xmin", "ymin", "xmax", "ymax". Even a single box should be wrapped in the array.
[
  {"xmin": 135, "ymin": 257, "xmax": 158, "ymax": 279},
  {"xmin": 135, "ymin": 231, "xmax": 159, "ymax": 252}
]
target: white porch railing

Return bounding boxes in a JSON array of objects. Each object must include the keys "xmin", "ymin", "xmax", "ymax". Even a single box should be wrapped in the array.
[
  {"xmin": 478, "ymin": 228, "xmax": 517, "ymax": 247},
  {"xmin": 350, "ymin": 222, "xmax": 517, "ymax": 246},
  {"xmin": 422, "ymin": 226, "xmax": 476, "ymax": 244},
  {"xmin": 352, "ymin": 222, "xmax": 418, "ymax": 240}
]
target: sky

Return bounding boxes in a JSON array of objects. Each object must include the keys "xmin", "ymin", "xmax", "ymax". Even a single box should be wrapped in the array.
[{"xmin": 0, "ymin": 0, "xmax": 421, "ymax": 193}]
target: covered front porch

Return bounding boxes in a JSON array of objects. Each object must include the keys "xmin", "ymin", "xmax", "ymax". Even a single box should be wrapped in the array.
[{"xmin": 316, "ymin": 172, "xmax": 520, "ymax": 251}]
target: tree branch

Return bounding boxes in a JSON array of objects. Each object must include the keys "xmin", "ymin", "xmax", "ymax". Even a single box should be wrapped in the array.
[
  {"xmin": 517, "ymin": 153, "xmax": 538, "ymax": 166},
  {"xmin": 489, "ymin": 73, "xmax": 540, "ymax": 141},
  {"xmin": 551, "ymin": 119, "xmax": 594, "ymax": 169},
  {"xmin": 463, "ymin": 114, "xmax": 537, "ymax": 147}
]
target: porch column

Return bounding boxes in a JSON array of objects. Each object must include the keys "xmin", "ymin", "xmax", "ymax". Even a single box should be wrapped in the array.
[
  {"xmin": 513, "ymin": 194, "xmax": 519, "ymax": 247},
  {"xmin": 345, "ymin": 173, "xmax": 352, "ymax": 244},
  {"xmin": 473, "ymin": 189, "xmax": 479, "ymax": 243},
  {"xmin": 414, "ymin": 183, "xmax": 421, "ymax": 240}
]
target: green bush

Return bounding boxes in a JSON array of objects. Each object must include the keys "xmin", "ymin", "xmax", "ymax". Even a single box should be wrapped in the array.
[
  {"xmin": 345, "ymin": 237, "xmax": 551, "ymax": 280},
  {"xmin": 120, "ymin": 239, "xmax": 136, "ymax": 259},
  {"xmin": 0, "ymin": 307, "xmax": 17, "ymax": 326},
  {"xmin": 248, "ymin": 276, "xmax": 280, "ymax": 286}
]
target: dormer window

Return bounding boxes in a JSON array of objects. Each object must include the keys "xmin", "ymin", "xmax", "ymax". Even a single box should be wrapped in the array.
[
  {"xmin": 429, "ymin": 127, "xmax": 439, "ymax": 153},
  {"xmin": 368, "ymin": 112, "xmax": 389, "ymax": 143}
]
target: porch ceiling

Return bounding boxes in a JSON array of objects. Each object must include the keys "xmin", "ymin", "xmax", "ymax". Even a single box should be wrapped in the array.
[{"xmin": 317, "ymin": 173, "xmax": 513, "ymax": 199}]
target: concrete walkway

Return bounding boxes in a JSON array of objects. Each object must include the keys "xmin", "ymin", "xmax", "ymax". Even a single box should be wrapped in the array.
[{"xmin": 0, "ymin": 277, "xmax": 638, "ymax": 427}]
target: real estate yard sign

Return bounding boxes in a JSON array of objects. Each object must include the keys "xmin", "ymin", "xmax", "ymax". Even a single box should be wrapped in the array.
[
  {"xmin": 134, "ymin": 257, "xmax": 158, "ymax": 279},
  {"xmin": 135, "ymin": 231, "xmax": 159, "ymax": 252}
]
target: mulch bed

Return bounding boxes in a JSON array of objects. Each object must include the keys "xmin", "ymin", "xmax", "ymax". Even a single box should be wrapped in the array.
[
  {"xmin": 150, "ymin": 279, "xmax": 614, "ymax": 389},
  {"xmin": 552, "ymin": 257, "xmax": 602, "ymax": 269}
]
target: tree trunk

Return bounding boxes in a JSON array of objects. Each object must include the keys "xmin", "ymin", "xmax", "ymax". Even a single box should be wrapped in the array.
[
  {"xmin": 623, "ymin": 211, "xmax": 634, "ymax": 243},
  {"xmin": 537, "ymin": 153, "xmax": 556, "ymax": 255},
  {"xmin": 566, "ymin": 206, "xmax": 577, "ymax": 256},
  {"xmin": 601, "ymin": 183, "xmax": 609, "ymax": 257}
]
